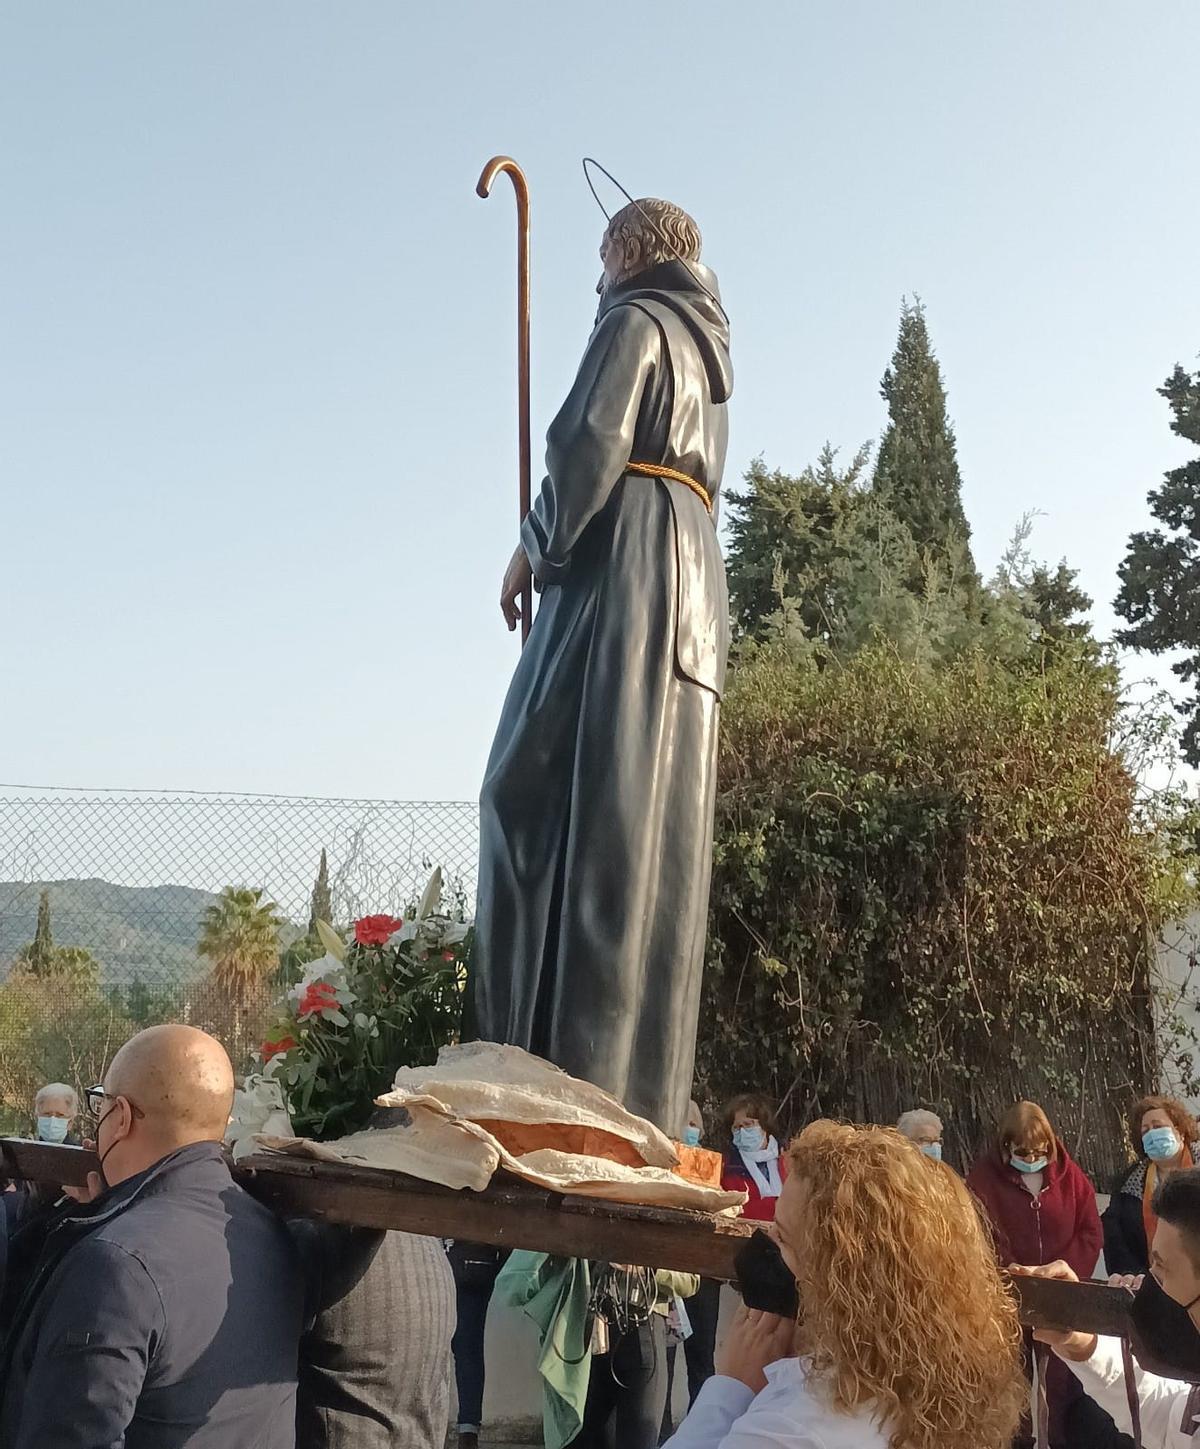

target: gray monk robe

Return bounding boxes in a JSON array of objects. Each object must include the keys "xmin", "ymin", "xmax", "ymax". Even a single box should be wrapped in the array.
[{"xmin": 470, "ymin": 258, "xmax": 732, "ymax": 1133}]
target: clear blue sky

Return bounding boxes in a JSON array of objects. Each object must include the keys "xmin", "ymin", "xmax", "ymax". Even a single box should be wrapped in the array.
[{"xmin": 3, "ymin": 3, "xmax": 1198, "ymax": 801}]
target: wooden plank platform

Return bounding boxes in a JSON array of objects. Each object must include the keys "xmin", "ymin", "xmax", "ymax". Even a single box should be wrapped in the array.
[{"xmin": 0, "ymin": 1138, "xmax": 1133, "ymax": 1336}]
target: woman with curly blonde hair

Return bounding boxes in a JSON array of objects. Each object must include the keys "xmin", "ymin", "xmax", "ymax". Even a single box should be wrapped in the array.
[{"xmin": 665, "ymin": 1120, "xmax": 1025, "ymax": 1449}]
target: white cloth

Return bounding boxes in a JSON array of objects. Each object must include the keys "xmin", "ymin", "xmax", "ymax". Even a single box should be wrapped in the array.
[
  {"xmin": 258, "ymin": 1043, "xmax": 747, "ymax": 1213},
  {"xmin": 1061, "ymin": 1335, "xmax": 1200, "ymax": 1447},
  {"xmin": 738, "ymin": 1136, "xmax": 783, "ymax": 1200},
  {"xmin": 663, "ymin": 1357, "xmax": 887, "ymax": 1449}
]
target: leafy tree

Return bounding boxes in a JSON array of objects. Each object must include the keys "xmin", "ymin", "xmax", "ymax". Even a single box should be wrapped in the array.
[
  {"xmin": 726, "ymin": 453, "xmax": 1036, "ymax": 668},
  {"xmin": 725, "ymin": 444, "xmax": 872, "ymax": 642},
  {"xmin": 697, "ymin": 644, "xmax": 1195, "ymax": 1179},
  {"xmin": 197, "ymin": 887, "xmax": 282, "ymax": 1005},
  {"xmin": 307, "ymin": 849, "xmax": 333, "ymax": 937},
  {"xmin": 1026, "ymin": 563, "xmax": 1094, "ymax": 645},
  {"xmin": 122, "ymin": 977, "xmax": 180, "ymax": 1027},
  {"xmin": 1115, "ymin": 364, "xmax": 1200, "ymax": 763},
  {"xmin": 987, "ymin": 513, "xmax": 1097, "ymax": 660},
  {"xmin": 871, "ymin": 298, "xmax": 978, "ymax": 598},
  {"xmin": 703, "ymin": 305, "xmax": 1185, "ymax": 1179},
  {"xmin": 0, "ymin": 972, "xmax": 137, "ymax": 1133},
  {"xmin": 47, "ymin": 945, "xmax": 102, "ymax": 991}
]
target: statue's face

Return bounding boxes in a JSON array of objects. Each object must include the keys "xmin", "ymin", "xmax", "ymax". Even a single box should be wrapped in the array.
[{"xmin": 596, "ymin": 227, "xmax": 640, "ymax": 296}]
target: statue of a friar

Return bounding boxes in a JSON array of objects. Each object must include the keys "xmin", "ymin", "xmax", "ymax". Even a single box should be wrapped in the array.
[{"xmin": 469, "ymin": 197, "xmax": 732, "ymax": 1134}]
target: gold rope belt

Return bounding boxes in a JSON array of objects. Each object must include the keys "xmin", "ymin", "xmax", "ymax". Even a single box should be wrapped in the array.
[{"xmin": 626, "ymin": 460, "xmax": 713, "ymax": 514}]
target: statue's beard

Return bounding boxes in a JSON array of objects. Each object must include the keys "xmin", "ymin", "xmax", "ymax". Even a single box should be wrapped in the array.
[{"xmin": 597, "ymin": 267, "xmax": 634, "ymax": 297}]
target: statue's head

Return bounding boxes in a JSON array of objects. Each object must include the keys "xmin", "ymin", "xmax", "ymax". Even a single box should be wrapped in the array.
[{"xmin": 598, "ymin": 198, "xmax": 702, "ymax": 295}]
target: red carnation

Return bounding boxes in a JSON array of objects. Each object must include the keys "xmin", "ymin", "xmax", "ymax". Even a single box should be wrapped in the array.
[
  {"xmin": 297, "ymin": 981, "xmax": 340, "ymax": 1019},
  {"xmin": 354, "ymin": 914, "xmax": 405, "ymax": 946},
  {"xmin": 261, "ymin": 1034, "xmax": 297, "ymax": 1062}
]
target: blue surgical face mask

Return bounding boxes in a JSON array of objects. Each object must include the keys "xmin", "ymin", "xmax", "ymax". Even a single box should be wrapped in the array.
[
  {"xmin": 734, "ymin": 1125, "xmax": 767, "ymax": 1153},
  {"xmin": 36, "ymin": 1115, "xmax": 69, "ymax": 1144},
  {"xmin": 921, "ymin": 1142, "xmax": 943, "ymax": 1162},
  {"xmin": 1144, "ymin": 1127, "xmax": 1183, "ymax": 1162},
  {"xmin": 1011, "ymin": 1153, "xmax": 1048, "ymax": 1175},
  {"xmin": 683, "ymin": 1125, "xmax": 702, "ymax": 1148}
]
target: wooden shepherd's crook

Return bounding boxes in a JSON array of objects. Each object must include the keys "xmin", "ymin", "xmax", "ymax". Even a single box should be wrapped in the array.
[{"xmin": 476, "ymin": 155, "xmax": 532, "ymax": 646}]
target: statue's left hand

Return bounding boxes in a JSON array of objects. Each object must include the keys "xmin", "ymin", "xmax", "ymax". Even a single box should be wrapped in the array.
[{"xmin": 500, "ymin": 544, "xmax": 533, "ymax": 632}]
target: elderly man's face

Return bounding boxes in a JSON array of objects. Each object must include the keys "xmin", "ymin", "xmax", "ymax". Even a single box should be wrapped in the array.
[{"xmin": 34, "ymin": 1092, "xmax": 75, "ymax": 1143}]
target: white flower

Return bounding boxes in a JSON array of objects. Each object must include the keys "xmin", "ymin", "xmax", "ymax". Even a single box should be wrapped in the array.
[
  {"xmin": 416, "ymin": 867, "xmax": 443, "ymax": 921},
  {"xmin": 226, "ymin": 1071, "xmax": 294, "ymax": 1156},
  {"xmin": 288, "ymin": 954, "xmax": 347, "ymax": 1005}
]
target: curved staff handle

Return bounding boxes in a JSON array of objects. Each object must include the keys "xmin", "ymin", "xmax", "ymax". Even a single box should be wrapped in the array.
[{"xmin": 476, "ymin": 156, "xmax": 532, "ymax": 646}]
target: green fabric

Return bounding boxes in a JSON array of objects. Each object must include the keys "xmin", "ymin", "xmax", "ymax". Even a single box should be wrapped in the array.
[{"xmin": 493, "ymin": 1251, "xmax": 592, "ymax": 1449}]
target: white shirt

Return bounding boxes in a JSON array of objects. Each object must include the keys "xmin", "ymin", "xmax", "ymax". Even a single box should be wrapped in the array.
[
  {"xmin": 663, "ymin": 1357, "xmax": 888, "ymax": 1449},
  {"xmin": 1061, "ymin": 1336, "xmax": 1200, "ymax": 1448}
]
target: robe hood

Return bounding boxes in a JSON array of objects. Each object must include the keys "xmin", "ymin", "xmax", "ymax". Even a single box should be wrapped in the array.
[{"xmin": 599, "ymin": 259, "xmax": 733, "ymax": 406}]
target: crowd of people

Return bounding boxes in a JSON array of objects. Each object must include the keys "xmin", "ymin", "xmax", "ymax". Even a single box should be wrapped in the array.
[{"xmin": 4, "ymin": 1031, "xmax": 1200, "ymax": 1448}]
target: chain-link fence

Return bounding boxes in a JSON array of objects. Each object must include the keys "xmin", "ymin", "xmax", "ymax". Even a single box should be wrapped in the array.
[{"xmin": 0, "ymin": 788, "xmax": 479, "ymax": 1132}]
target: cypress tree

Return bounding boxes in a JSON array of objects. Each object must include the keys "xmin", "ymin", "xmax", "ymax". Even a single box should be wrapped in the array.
[
  {"xmin": 28, "ymin": 889, "xmax": 54, "ymax": 975},
  {"xmin": 872, "ymin": 298, "xmax": 978, "ymax": 595},
  {"xmin": 308, "ymin": 849, "xmax": 333, "ymax": 937}
]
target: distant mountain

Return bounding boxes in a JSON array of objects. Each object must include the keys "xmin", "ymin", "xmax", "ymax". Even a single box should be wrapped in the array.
[{"xmin": 0, "ymin": 879, "xmax": 222, "ymax": 988}]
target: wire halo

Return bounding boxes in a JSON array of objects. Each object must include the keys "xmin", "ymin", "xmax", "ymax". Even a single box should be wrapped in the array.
[{"xmin": 580, "ymin": 157, "xmax": 728, "ymax": 322}]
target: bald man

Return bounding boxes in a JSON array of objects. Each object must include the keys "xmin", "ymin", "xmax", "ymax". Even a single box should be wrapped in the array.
[{"xmin": 0, "ymin": 1025, "xmax": 304, "ymax": 1449}]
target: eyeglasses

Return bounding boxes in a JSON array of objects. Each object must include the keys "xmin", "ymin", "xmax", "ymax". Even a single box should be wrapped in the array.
[
  {"xmin": 85, "ymin": 1086, "xmax": 145, "ymax": 1121},
  {"xmin": 1010, "ymin": 1144, "xmax": 1051, "ymax": 1161}
]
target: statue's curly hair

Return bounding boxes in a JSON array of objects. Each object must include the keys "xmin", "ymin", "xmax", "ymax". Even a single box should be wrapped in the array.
[
  {"xmin": 787, "ymin": 1120, "xmax": 1024, "ymax": 1449},
  {"xmin": 604, "ymin": 198, "xmax": 702, "ymax": 272}
]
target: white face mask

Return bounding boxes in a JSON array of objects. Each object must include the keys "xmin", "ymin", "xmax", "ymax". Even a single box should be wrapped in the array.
[{"xmin": 734, "ymin": 1125, "xmax": 767, "ymax": 1153}]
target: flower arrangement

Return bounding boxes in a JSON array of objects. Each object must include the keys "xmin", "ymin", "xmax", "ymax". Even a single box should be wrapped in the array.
[
  {"xmin": 226, "ymin": 1070, "xmax": 294, "ymax": 1159},
  {"xmin": 260, "ymin": 869, "xmax": 469, "ymax": 1140}
]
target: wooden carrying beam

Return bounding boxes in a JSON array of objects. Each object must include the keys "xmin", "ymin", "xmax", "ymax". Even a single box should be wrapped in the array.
[{"xmin": 0, "ymin": 1139, "xmax": 1132, "ymax": 1337}]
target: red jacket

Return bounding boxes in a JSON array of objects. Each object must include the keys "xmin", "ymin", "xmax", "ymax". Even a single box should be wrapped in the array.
[
  {"xmin": 721, "ymin": 1149, "xmax": 788, "ymax": 1222},
  {"xmin": 966, "ymin": 1142, "xmax": 1102, "ymax": 1278}
]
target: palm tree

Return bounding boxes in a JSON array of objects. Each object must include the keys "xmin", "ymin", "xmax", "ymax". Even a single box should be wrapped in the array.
[{"xmin": 198, "ymin": 887, "xmax": 282, "ymax": 1006}]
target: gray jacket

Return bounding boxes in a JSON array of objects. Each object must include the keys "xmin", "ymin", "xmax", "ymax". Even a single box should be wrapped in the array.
[{"xmin": 289, "ymin": 1222, "xmax": 455, "ymax": 1449}]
